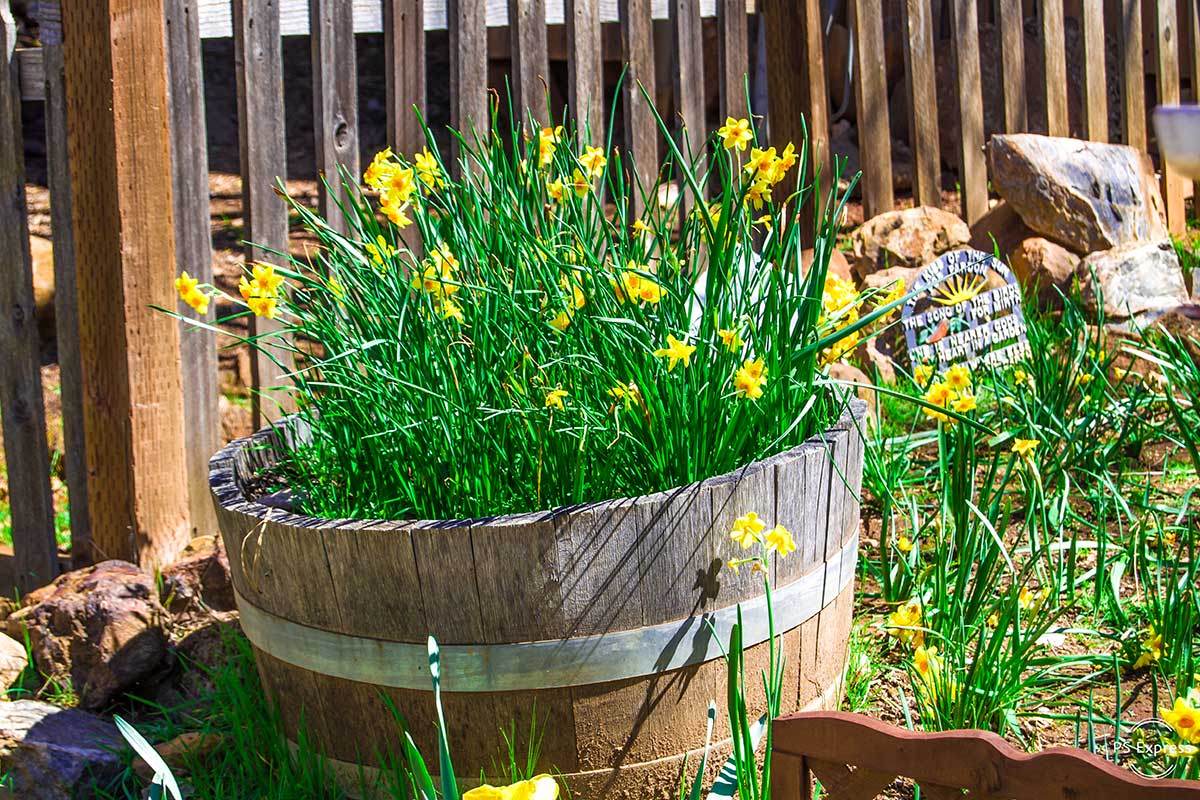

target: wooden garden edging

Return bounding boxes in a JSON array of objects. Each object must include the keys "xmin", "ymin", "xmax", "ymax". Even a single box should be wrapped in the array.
[{"xmin": 769, "ymin": 711, "xmax": 1200, "ymax": 799}]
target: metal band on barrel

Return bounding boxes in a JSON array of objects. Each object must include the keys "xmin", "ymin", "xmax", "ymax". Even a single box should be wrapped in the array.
[{"xmin": 237, "ymin": 531, "xmax": 858, "ymax": 693}]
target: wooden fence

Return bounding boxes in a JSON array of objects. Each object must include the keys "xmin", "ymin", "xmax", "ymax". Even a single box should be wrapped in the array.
[
  {"xmin": 770, "ymin": 711, "xmax": 1200, "ymax": 798},
  {"xmin": 0, "ymin": 0, "xmax": 1197, "ymax": 590}
]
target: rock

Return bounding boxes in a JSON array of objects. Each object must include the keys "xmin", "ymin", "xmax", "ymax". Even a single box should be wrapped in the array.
[
  {"xmin": 0, "ymin": 634, "xmax": 27, "ymax": 694},
  {"xmin": 0, "ymin": 699, "xmax": 124, "ymax": 798},
  {"xmin": 219, "ymin": 393, "xmax": 254, "ymax": 443},
  {"xmin": 989, "ymin": 134, "xmax": 1168, "ymax": 254},
  {"xmin": 1010, "ymin": 237, "xmax": 1080, "ymax": 303},
  {"xmin": 856, "ymin": 337, "xmax": 898, "ymax": 385},
  {"xmin": 30, "ymin": 235, "xmax": 54, "ymax": 331},
  {"xmin": 968, "ymin": 201, "xmax": 1036, "ymax": 262},
  {"xmin": 160, "ymin": 535, "xmax": 235, "ymax": 615},
  {"xmin": 132, "ymin": 731, "xmax": 223, "ymax": 781},
  {"xmin": 863, "ymin": 264, "xmax": 923, "ymax": 294},
  {"xmin": 826, "ymin": 361, "xmax": 875, "ymax": 404},
  {"xmin": 850, "ymin": 206, "xmax": 970, "ymax": 280},
  {"xmin": 801, "ymin": 247, "xmax": 853, "ymax": 283},
  {"xmin": 1079, "ymin": 239, "xmax": 1188, "ymax": 319},
  {"xmin": 6, "ymin": 561, "xmax": 168, "ymax": 710},
  {"xmin": 1152, "ymin": 304, "xmax": 1200, "ymax": 362}
]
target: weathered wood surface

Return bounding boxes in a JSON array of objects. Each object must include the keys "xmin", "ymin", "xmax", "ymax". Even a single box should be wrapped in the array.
[
  {"xmin": 773, "ymin": 711, "xmax": 1200, "ymax": 798},
  {"xmin": 61, "ymin": 0, "xmax": 191, "ymax": 570},
  {"xmin": 671, "ymin": 0, "xmax": 705, "ymax": 215},
  {"xmin": 902, "ymin": 0, "xmax": 941, "ymax": 206},
  {"xmin": 716, "ymin": 0, "xmax": 749, "ymax": 121},
  {"xmin": 997, "ymin": 0, "xmax": 1026, "ymax": 132},
  {"xmin": 310, "ymin": 0, "xmax": 360, "ymax": 229},
  {"xmin": 233, "ymin": 0, "xmax": 291, "ymax": 427},
  {"xmin": 384, "ymin": 0, "xmax": 426, "ymax": 154},
  {"xmin": 0, "ymin": 0, "xmax": 58, "ymax": 591},
  {"xmin": 1154, "ymin": 0, "xmax": 1186, "ymax": 235},
  {"xmin": 619, "ymin": 0, "xmax": 657, "ymax": 214},
  {"xmin": 166, "ymin": 0, "xmax": 221, "ymax": 538},
  {"xmin": 565, "ymin": 0, "xmax": 603, "ymax": 139},
  {"xmin": 1190, "ymin": 0, "xmax": 1200, "ymax": 214},
  {"xmin": 1121, "ymin": 0, "xmax": 1147, "ymax": 150},
  {"xmin": 1040, "ymin": 0, "xmax": 1068, "ymax": 136},
  {"xmin": 449, "ymin": 0, "xmax": 488, "ymax": 165},
  {"xmin": 949, "ymin": 0, "xmax": 986, "ymax": 224},
  {"xmin": 851, "ymin": 0, "xmax": 893, "ymax": 218},
  {"xmin": 1080, "ymin": 0, "xmax": 1107, "ymax": 141},
  {"xmin": 212, "ymin": 402, "xmax": 866, "ymax": 798},
  {"xmin": 36, "ymin": 0, "xmax": 90, "ymax": 564},
  {"xmin": 510, "ymin": 0, "xmax": 550, "ymax": 126}
]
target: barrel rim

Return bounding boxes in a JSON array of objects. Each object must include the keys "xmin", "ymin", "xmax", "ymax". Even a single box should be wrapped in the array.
[{"xmin": 209, "ymin": 398, "xmax": 866, "ymax": 529}]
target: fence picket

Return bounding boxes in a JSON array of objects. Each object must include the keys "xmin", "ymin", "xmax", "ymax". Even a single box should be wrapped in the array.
[
  {"xmin": 670, "ymin": 0, "xmax": 705, "ymax": 214},
  {"xmin": 0, "ymin": 0, "xmax": 58, "ymax": 590},
  {"xmin": 233, "ymin": 0, "xmax": 291, "ymax": 426},
  {"xmin": 950, "ymin": 0, "xmax": 987, "ymax": 223},
  {"xmin": 449, "ymin": 0, "xmax": 489, "ymax": 168},
  {"xmin": 37, "ymin": 0, "xmax": 90, "ymax": 563},
  {"xmin": 852, "ymin": 0, "xmax": 894, "ymax": 218},
  {"xmin": 1190, "ymin": 0, "xmax": 1199, "ymax": 216},
  {"xmin": 619, "ymin": 0, "xmax": 657, "ymax": 214},
  {"xmin": 1154, "ymin": 0, "xmax": 1186, "ymax": 234},
  {"xmin": 166, "ymin": 0, "xmax": 220, "ymax": 539},
  {"xmin": 311, "ymin": 0, "xmax": 360, "ymax": 230},
  {"xmin": 1041, "ymin": 0, "xmax": 1068, "ymax": 136},
  {"xmin": 998, "ymin": 0, "xmax": 1026, "ymax": 132},
  {"xmin": 385, "ymin": 0, "xmax": 426, "ymax": 156},
  {"xmin": 902, "ymin": 0, "xmax": 941, "ymax": 207},
  {"xmin": 565, "ymin": 0, "xmax": 603, "ymax": 141},
  {"xmin": 1121, "ymin": 0, "xmax": 1147, "ymax": 149},
  {"xmin": 1080, "ymin": 0, "xmax": 1107, "ymax": 141},
  {"xmin": 510, "ymin": 0, "xmax": 549, "ymax": 127},
  {"xmin": 716, "ymin": 0, "xmax": 749, "ymax": 121}
]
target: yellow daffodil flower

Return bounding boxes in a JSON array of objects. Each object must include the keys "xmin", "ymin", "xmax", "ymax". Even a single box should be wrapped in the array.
[
  {"xmin": 718, "ymin": 328, "xmax": 744, "ymax": 352},
  {"xmin": 945, "ymin": 364, "xmax": 972, "ymax": 391},
  {"xmin": 743, "ymin": 179, "xmax": 771, "ymax": 210},
  {"xmin": 923, "ymin": 380, "xmax": 953, "ymax": 422},
  {"xmin": 1161, "ymin": 696, "xmax": 1200, "ymax": 744},
  {"xmin": 766, "ymin": 142, "xmax": 796, "ymax": 183},
  {"xmin": 437, "ymin": 297, "xmax": 464, "ymax": 324},
  {"xmin": 1017, "ymin": 585, "xmax": 1049, "ymax": 614},
  {"xmin": 364, "ymin": 234, "xmax": 397, "ymax": 268},
  {"xmin": 568, "ymin": 168, "xmax": 591, "ymax": 198},
  {"xmin": 764, "ymin": 524, "xmax": 796, "ymax": 556},
  {"xmin": 951, "ymin": 390, "xmax": 977, "ymax": 413},
  {"xmin": 537, "ymin": 126, "xmax": 563, "ymax": 167},
  {"xmin": 544, "ymin": 388, "xmax": 568, "ymax": 411},
  {"xmin": 175, "ymin": 271, "xmax": 210, "ymax": 314},
  {"xmin": 462, "ymin": 774, "xmax": 559, "ymax": 800},
  {"xmin": 363, "ymin": 148, "xmax": 397, "ymax": 188},
  {"xmin": 414, "ymin": 149, "xmax": 444, "ymax": 189},
  {"xmin": 1133, "ymin": 625, "xmax": 1165, "ymax": 669},
  {"xmin": 549, "ymin": 310, "xmax": 572, "ymax": 331},
  {"xmin": 327, "ymin": 277, "xmax": 345, "ymax": 300},
  {"xmin": 654, "ymin": 334, "xmax": 697, "ymax": 372},
  {"xmin": 1012, "ymin": 438, "xmax": 1040, "ymax": 457},
  {"xmin": 912, "ymin": 363, "xmax": 932, "ymax": 386},
  {"xmin": 887, "ymin": 598, "xmax": 924, "ymax": 647},
  {"xmin": 578, "ymin": 146, "xmax": 607, "ymax": 178},
  {"xmin": 607, "ymin": 381, "xmax": 643, "ymax": 412},
  {"xmin": 248, "ymin": 294, "xmax": 278, "ymax": 319},
  {"xmin": 744, "ymin": 146, "xmax": 777, "ymax": 177},
  {"xmin": 717, "ymin": 117, "xmax": 753, "ymax": 151},
  {"xmin": 730, "ymin": 511, "xmax": 766, "ymax": 549},
  {"xmin": 545, "ymin": 179, "xmax": 565, "ymax": 203},
  {"xmin": 734, "ymin": 358, "xmax": 767, "ymax": 400},
  {"xmin": 896, "ymin": 536, "xmax": 914, "ymax": 553}
]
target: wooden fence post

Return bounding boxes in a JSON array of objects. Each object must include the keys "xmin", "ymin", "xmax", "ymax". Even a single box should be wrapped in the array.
[
  {"xmin": 716, "ymin": 0, "xmax": 749, "ymax": 122},
  {"xmin": 311, "ymin": 0, "xmax": 360, "ymax": 232},
  {"xmin": 671, "ymin": 0, "xmax": 705, "ymax": 216},
  {"xmin": 1121, "ymin": 0, "xmax": 1147, "ymax": 149},
  {"xmin": 0, "ymin": 0, "xmax": 59, "ymax": 591},
  {"xmin": 233, "ymin": 0, "xmax": 290, "ymax": 427},
  {"xmin": 384, "ymin": 0, "xmax": 426, "ymax": 156},
  {"xmin": 565, "ymin": 0, "xmax": 603, "ymax": 141},
  {"xmin": 1041, "ymin": 0, "xmax": 1069, "ymax": 136},
  {"xmin": 902, "ymin": 0, "xmax": 941, "ymax": 207},
  {"xmin": 852, "ymin": 0, "xmax": 895, "ymax": 218},
  {"xmin": 1190, "ymin": 0, "xmax": 1200, "ymax": 218},
  {"xmin": 448, "ymin": 0, "xmax": 488, "ymax": 170},
  {"xmin": 166, "ymin": 0, "xmax": 220, "ymax": 538},
  {"xmin": 37, "ymin": 0, "xmax": 91, "ymax": 565},
  {"xmin": 510, "ymin": 0, "xmax": 549, "ymax": 127},
  {"xmin": 1154, "ymin": 0, "xmax": 1186, "ymax": 234},
  {"xmin": 61, "ymin": 0, "xmax": 191, "ymax": 570},
  {"xmin": 998, "ymin": 0, "xmax": 1027, "ymax": 132},
  {"xmin": 949, "ymin": 0, "xmax": 987, "ymax": 224},
  {"xmin": 1080, "ymin": 0, "xmax": 1108, "ymax": 141},
  {"xmin": 619, "ymin": 0, "xmax": 657, "ymax": 214}
]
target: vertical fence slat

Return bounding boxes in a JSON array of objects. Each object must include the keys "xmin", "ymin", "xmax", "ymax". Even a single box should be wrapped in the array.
[
  {"xmin": 852, "ymin": 0, "xmax": 894, "ymax": 217},
  {"xmin": 619, "ymin": 0, "xmax": 657, "ymax": 214},
  {"xmin": 998, "ymin": 0, "xmax": 1026, "ymax": 132},
  {"xmin": 510, "ymin": 0, "xmax": 548, "ymax": 126},
  {"xmin": 0, "ymin": 0, "xmax": 58, "ymax": 590},
  {"xmin": 234, "ymin": 0, "xmax": 290, "ymax": 427},
  {"xmin": 716, "ymin": 0, "xmax": 749, "ymax": 121},
  {"xmin": 565, "ymin": 0, "xmax": 603, "ymax": 140},
  {"xmin": 449, "ymin": 0, "xmax": 488, "ymax": 167},
  {"xmin": 950, "ymin": 0, "xmax": 987, "ymax": 223},
  {"xmin": 1041, "ymin": 0, "xmax": 1068, "ymax": 135},
  {"xmin": 62, "ymin": 0, "xmax": 191, "ymax": 570},
  {"xmin": 385, "ymin": 0, "xmax": 425, "ymax": 155},
  {"xmin": 764, "ymin": 0, "xmax": 830, "ymax": 219},
  {"xmin": 671, "ymin": 0, "xmax": 705, "ymax": 214},
  {"xmin": 903, "ymin": 0, "xmax": 941, "ymax": 206},
  {"xmin": 166, "ymin": 0, "xmax": 220, "ymax": 538},
  {"xmin": 1155, "ymin": 0, "xmax": 1186, "ymax": 233},
  {"xmin": 1080, "ymin": 0, "xmax": 1108, "ymax": 141},
  {"xmin": 1190, "ymin": 0, "xmax": 1199, "ymax": 212},
  {"xmin": 37, "ymin": 0, "xmax": 90, "ymax": 565},
  {"xmin": 311, "ymin": 0, "xmax": 360, "ymax": 229},
  {"xmin": 1121, "ymin": 0, "xmax": 1147, "ymax": 148}
]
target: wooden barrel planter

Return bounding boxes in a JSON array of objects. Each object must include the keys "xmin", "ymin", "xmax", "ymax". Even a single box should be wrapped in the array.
[{"xmin": 210, "ymin": 400, "xmax": 866, "ymax": 798}]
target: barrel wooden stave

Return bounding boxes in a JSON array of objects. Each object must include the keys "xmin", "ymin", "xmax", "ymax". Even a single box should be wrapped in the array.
[{"xmin": 212, "ymin": 401, "xmax": 866, "ymax": 796}]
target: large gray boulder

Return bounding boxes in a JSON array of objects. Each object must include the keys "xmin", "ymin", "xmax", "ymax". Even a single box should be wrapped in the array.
[
  {"xmin": 1079, "ymin": 239, "xmax": 1188, "ymax": 319},
  {"xmin": 0, "ymin": 700, "xmax": 124, "ymax": 798},
  {"xmin": 989, "ymin": 134, "xmax": 1168, "ymax": 254}
]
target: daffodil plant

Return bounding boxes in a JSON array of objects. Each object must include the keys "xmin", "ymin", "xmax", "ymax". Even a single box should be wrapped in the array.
[{"xmin": 170, "ymin": 95, "xmax": 894, "ymax": 522}]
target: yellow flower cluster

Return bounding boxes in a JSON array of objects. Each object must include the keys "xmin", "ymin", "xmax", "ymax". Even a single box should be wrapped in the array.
[
  {"xmin": 174, "ymin": 271, "xmax": 210, "ymax": 315},
  {"xmin": 364, "ymin": 147, "xmax": 443, "ymax": 228},
  {"xmin": 912, "ymin": 644, "xmax": 957, "ymax": 710},
  {"xmin": 727, "ymin": 510, "xmax": 796, "ymax": 574},
  {"xmin": 463, "ymin": 774, "xmax": 559, "ymax": 800},
  {"xmin": 1161, "ymin": 690, "xmax": 1200, "ymax": 747},
  {"xmin": 654, "ymin": 334, "xmax": 696, "ymax": 372},
  {"xmin": 922, "ymin": 364, "xmax": 976, "ymax": 423},
  {"xmin": 410, "ymin": 243, "xmax": 463, "ymax": 323},
  {"xmin": 886, "ymin": 598, "xmax": 925, "ymax": 647},
  {"xmin": 611, "ymin": 263, "xmax": 663, "ymax": 306},
  {"xmin": 239, "ymin": 262, "xmax": 285, "ymax": 319},
  {"xmin": 1132, "ymin": 624, "xmax": 1164, "ymax": 670},
  {"xmin": 733, "ymin": 357, "xmax": 767, "ymax": 400},
  {"xmin": 820, "ymin": 275, "xmax": 861, "ymax": 366},
  {"xmin": 741, "ymin": 143, "xmax": 797, "ymax": 209}
]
